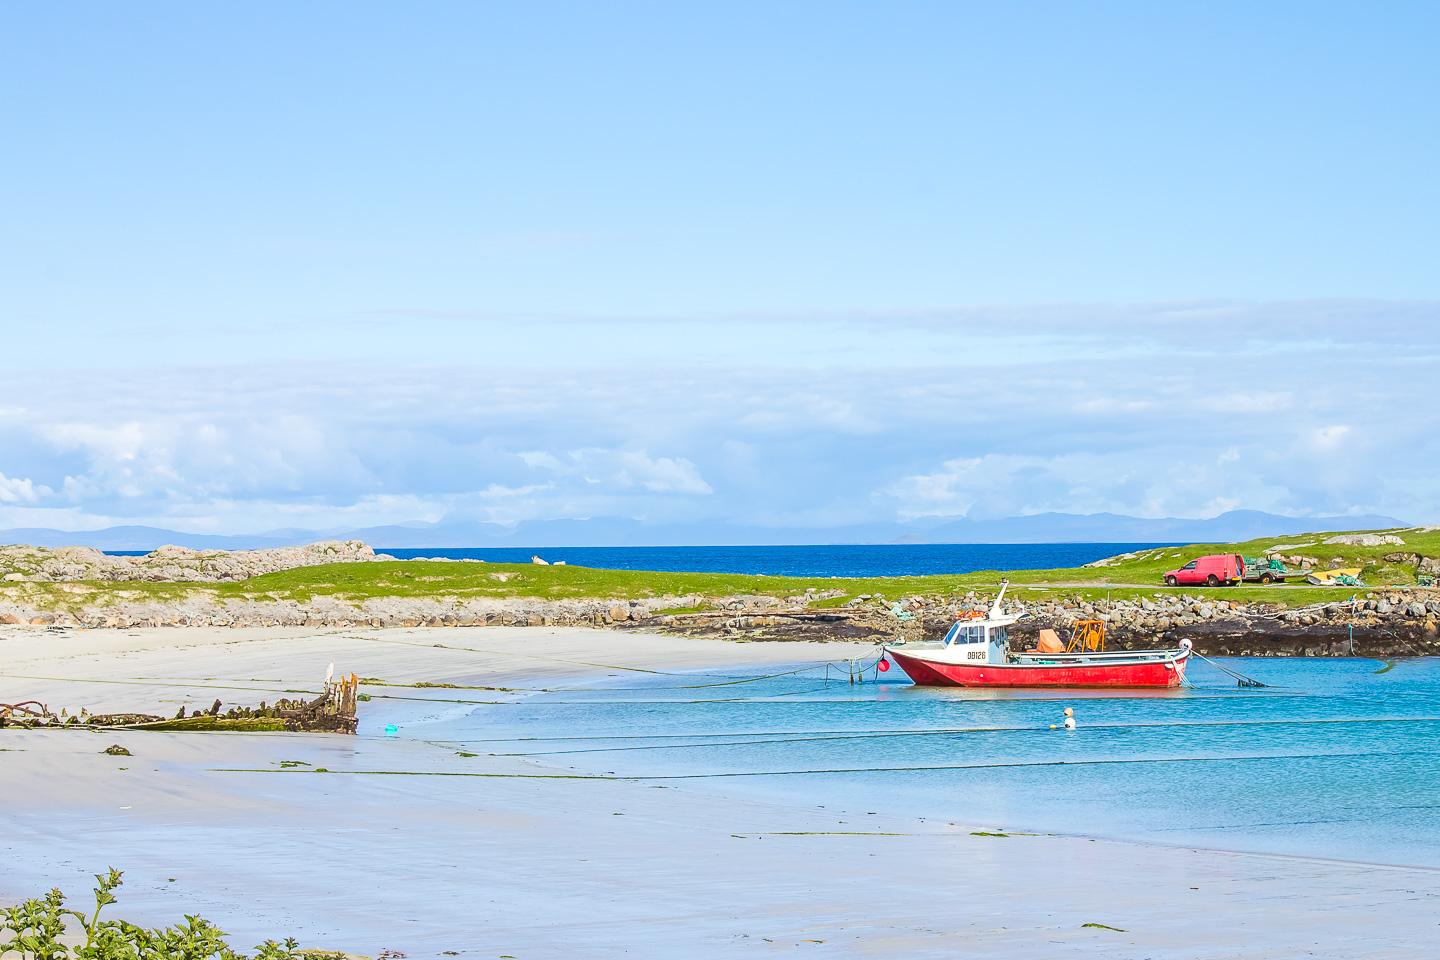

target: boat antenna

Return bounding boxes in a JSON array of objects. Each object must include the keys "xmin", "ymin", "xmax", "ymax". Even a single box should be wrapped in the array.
[{"xmin": 989, "ymin": 579, "xmax": 1010, "ymax": 618}]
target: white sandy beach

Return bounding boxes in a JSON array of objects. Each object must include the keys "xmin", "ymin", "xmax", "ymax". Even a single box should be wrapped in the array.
[{"xmin": 2, "ymin": 624, "xmax": 1436, "ymax": 958}]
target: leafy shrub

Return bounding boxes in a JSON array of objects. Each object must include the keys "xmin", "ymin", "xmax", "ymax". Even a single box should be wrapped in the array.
[{"xmin": 0, "ymin": 869, "xmax": 312, "ymax": 960}]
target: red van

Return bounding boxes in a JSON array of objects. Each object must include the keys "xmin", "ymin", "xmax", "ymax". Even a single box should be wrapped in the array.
[{"xmin": 1163, "ymin": 554, "xmax": 1244, "ymax": 587}]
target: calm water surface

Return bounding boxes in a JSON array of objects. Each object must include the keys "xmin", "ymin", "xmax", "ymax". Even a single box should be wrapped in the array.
[
  {"xmin": 376, "ymin": 542, "xmax": 1167, "ymax": 577},
  {"xmin": 425, "ymin": 656, "xmax": 1440, "ymax": 868}
]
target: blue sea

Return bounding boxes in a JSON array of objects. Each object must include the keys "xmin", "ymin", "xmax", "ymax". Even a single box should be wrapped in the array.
[
  {"xmin": 420, "ymin": 656, "xmax": 1440, "ymax": 868},
  {"xmin": 375, "ymin": 542, "xmax": 1165, "ymax": 577}
]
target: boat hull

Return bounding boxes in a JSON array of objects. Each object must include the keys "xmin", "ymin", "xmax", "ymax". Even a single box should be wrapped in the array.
[{"xmin": 886, "ymin": 647, "xmax": 1189, "ymax": 688}]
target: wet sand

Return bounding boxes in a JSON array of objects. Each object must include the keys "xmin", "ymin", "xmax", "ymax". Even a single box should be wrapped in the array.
[{"xmin": 2, "ymin": 625, "xmax": 1436, "ymax": 958}]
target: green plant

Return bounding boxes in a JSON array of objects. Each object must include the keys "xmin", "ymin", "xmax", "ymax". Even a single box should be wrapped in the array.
[{"xmin": 0, "ymin": 869, "xmax": 308, "ymax": 960}]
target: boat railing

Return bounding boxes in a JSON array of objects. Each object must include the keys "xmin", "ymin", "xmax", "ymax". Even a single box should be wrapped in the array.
[{"xmin": 1012, "ymin": 647, "xmax": 1183, "ymax": 662}]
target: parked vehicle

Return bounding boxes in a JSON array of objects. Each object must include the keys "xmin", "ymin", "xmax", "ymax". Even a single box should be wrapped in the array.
[
  {"xmin": 1163, "ymin": 554, "xmax": 1244, "ymax": 587},
  {"xmin": 1241, "ymin": 556, "xmax": 1290, "ymax": 584}
]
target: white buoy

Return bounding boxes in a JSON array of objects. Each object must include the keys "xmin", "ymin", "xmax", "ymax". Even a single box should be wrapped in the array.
[{"xmin": 1063, "ymin": 706, "xmax": 1076, "ymax": 730}]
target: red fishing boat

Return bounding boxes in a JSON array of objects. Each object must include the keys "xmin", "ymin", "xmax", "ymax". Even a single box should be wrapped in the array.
[{"xmin": 883, "ymin": 582, "xmax": 1191, "ymax": 688}]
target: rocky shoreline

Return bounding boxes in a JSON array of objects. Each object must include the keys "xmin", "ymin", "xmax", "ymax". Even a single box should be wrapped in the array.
[
  {"xmin": 1002, "ymin": 592, "xmax": 1440, "ymax": 657},
  {"xmin": 2, "ymin": 585, "xmax": 1438, "ymax": 658},
  {"xmin": 651, "ymin": 591, "xmax": 1440, "ymax": 657},
  {"xmin": 2, "ymin": 540, "xmax": 1438, "ymax": 657}
]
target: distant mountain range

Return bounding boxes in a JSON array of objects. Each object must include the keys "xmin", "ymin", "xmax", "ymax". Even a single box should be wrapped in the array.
[{"xmin": 0, "ymin": 510, "xmax": 1408, "ymax": 551}]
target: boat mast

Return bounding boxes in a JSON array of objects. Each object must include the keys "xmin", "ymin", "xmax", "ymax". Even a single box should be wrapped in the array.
[{"xmin": 989, "ymin": 578, "xmax": 1010, "ymax": 619}]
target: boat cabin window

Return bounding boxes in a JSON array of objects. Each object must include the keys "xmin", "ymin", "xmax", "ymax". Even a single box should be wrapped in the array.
[
  {"xmin": 989, "ymin": 626, "xmax": 1008, "ymax": 646},
  {"xmin": 942, "ymin": 623, "xmax": 985, "ymax": 646}
]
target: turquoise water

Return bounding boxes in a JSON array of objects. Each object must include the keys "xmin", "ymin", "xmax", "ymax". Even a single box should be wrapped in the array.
[
  {"xmin": 375, "ymin": 542, "xmax": 1166, "ymax": 577},
  {"xmin": 432, "ymin": 656, "xmax": 1440, "ymax": 867}
]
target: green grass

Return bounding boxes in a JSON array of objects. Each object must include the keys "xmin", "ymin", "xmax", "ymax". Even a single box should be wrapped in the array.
[
  {"xmin": 212, "ymin": 562, "xmax": 1107, "ymax": 604},
  {"xmin": 218, "ymin": 562, "xmax": 824, "ymax": 601},
  {"xmin": 2, "ymin": 527, "xmax": 1436, "ymax": 613}
]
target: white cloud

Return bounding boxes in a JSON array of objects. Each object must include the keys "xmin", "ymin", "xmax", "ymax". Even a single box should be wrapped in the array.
[
  {"xmin": 1308, "ymin": 424, "xmax": 1352, "ymax": 452},
  {"xmin": 0, "ymin": 301, "xmax": 1436, "ymax": 536},
  {"xmin": 613, "ymin": 452, "xmax": 713, "ymax": 494},
  {"xmin": 887, "ymin": 448, "xmax": 1316, "ymax": 522},
  {"xmin": 1073, "ymin": 397, "xmax": 1157, "ymax": 415},
  {"xmin": 523, "ymin": 448, "xmax": 713, "ymax": 496},
  {"xmin": 0, "ymin": 473, "xmax": 46, "ymax": 504},
  {"xmin": 886, "ymin": 453, "xmax": 1149, "ymax": 520},
  {"xmin": 517, "ymin": 451, "xmax": 565, "ymax": 471}
]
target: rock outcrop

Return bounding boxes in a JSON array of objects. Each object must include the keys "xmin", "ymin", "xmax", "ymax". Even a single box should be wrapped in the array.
[
  {"xmin": 0, "ymin": 540, "xmax": 389, "ymax": 583},
  {"xmin": 1322, "ymin": 533, "xmax": 1405, "ymax": 546},
  {"xmin": 1384, "ymin": 552, "xmax": 1440, "ymax": 576}
]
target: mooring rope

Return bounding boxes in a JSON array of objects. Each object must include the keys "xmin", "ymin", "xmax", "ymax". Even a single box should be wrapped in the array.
[
  {"xmin": 421, "ymin": 710, "xmax": 1361, "ymax": 746},
  {"xmin": 1190, "ymin": 651, "xmax": 1267, "ymax": 687},
  {"xmin": 213, "ymin": 745, "xmax": 1440, "ymax": 782},
  {"xmin": 473, "ymin": 714, "xmax": 1440, "ymax": 757},
  {"xmin": 338, "ymin": 633, "xmax": 885, "ymax": 689}
]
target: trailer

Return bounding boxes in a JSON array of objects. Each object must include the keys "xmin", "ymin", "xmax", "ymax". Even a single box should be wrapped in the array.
[{"xmin": 1242, "ymin": 556, "xmax": 1291, "ymax": 584}]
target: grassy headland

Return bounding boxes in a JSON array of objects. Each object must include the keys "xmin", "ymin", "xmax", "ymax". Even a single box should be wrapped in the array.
[{"xmin": 3, "ymin": 527, "xmax": 1436, "ymax": 616}]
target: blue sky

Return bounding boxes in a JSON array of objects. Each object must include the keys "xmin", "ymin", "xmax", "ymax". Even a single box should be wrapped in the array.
[{"xmin": 2, "ymin": 2, "xmax": 1437, "ymax": 534}]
